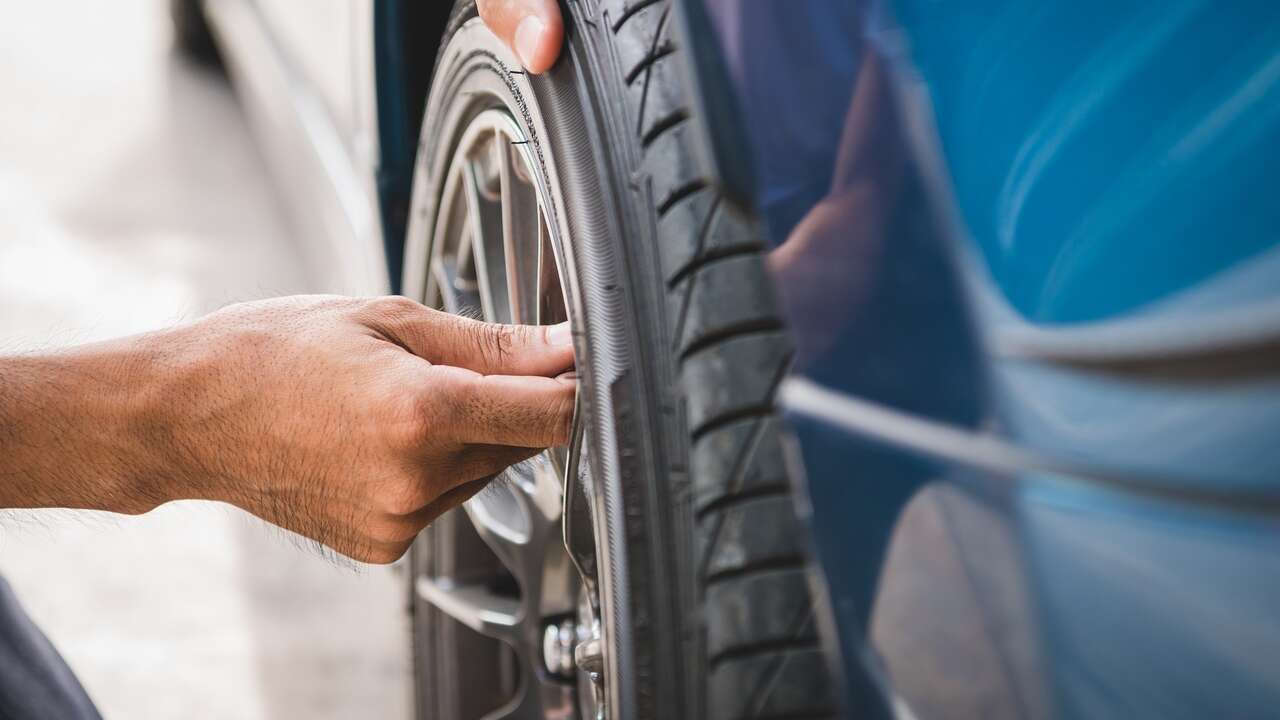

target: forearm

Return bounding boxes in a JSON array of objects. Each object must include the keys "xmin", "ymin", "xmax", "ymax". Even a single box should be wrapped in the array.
[{"xmin": 0, "ymin": 335, "xmax": 174, "ymax": 514}]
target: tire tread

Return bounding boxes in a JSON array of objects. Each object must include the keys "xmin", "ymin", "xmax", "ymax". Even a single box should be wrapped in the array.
[{"xmin": 596, "ymin": 2, "xmax": 834, "ymax": 716}]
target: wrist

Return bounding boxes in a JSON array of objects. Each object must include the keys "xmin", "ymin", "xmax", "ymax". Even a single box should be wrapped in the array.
[
  {"xmin": 63, "ymin": 332, "xmax": 185, "ymax": 513},
  {"xmin": 0, "ymin": 332, "xmax": 187, "ymax": 513}
]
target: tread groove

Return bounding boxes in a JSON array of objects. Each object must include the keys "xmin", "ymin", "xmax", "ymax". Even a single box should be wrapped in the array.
[
  {"xmin": 694, "ymin": 417, "xmax": 766, "ymax": 581},
  {"xmin": 665, "ymin": 190, "xmax": 720, "ymax": 286},
  {"xmin": 657, "ymin": 179, "xmax": 709, "ymax": 216},
  {"xmin": 632, "ymin": 5, "xmax": 670, "ymax": 136},
  {"xmin": 708, "ymin": 636, "xmax": 820, "ymax": 670},
  {"xmin": 688, "ymin": 349, "xmax": 792, "ymax": 442},
  {"xmin": 681, "ymin": 319, "xmax": 785, "ymax": 362},
  {"xmin": 667, "ymin": 243, "xmax": 763, "ymax": 289},
  {"xmin": 704, "ymin": 555, "xmax": 806, "ymax": 586},
  {"xmin": 670, "ymin": 252, "xmax": 700, "ymax": 354},
  {"xmin": 626, "ymin": 43, "xmax": 677, "ymax": 85},
  {"xmin": 690, "ymin": 404, "xmax": 772, "ymax": 443},
  {"xmin": 611, "ymin": 0, "xmax": 666, "ymax": 33},
  {"xmin": 641, "ymin": 108, "xmax": 689, "ymax": 148},
  {"xmin": 696, "ymin": 483, "xmax": 789, "ymax": 521},
  {"xmin": 744, "ymin": 606, "xmax": 816, "ymax": 716},
  {"xmin": 737, "ymin": 711, "xmax": 840, "ymax": 720}
]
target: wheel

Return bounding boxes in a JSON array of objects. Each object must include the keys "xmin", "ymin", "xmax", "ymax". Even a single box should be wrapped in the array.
[
  {"xmin": 402, "ymin": 2, "xmax": 837, "ymax": 718},
  {"xmin": 169, "ymin": 0, "xmax": 221, "ymax": 67}
]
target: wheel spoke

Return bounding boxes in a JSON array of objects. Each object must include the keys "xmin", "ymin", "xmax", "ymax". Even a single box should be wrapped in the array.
[
  {"xmin": 431, "ymin": 256, "xmax": 481, "ymax": 315},
  {"xmin": 534, "ymin": 216, "xmax": 569, "ymax": 326},
  {"xmin": 465, "ymin": 455, "xmax": 562, "ymax": 584},
  {"xmin": 426, "ymin": 174, "xmax": 479, "ymax": 314},
  {"xmin": 462, "ymin": 147, "xmax": 511, "ymax": 323},
  {"xmin": 500, "ymin": 142, "xmax": 543, "ymax": 324},
  {"xmin": 561, "ymin": 420, "xmax": 599, "ymax": 607},
  {"xmin": 415, "ymin": 576, "xmax": 520, "ymax": 642}
]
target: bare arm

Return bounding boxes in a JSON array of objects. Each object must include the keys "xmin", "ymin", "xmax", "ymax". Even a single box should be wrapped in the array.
[{"xmin": 0, "ymin": 295, "xmax": 575, "ymax": 563}]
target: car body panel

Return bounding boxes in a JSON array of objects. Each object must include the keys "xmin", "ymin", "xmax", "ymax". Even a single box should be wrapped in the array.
[
  {"xmin": 204, "ymin": 0, "xmax": 388, "ymax": 294},
  {"xmin": 699, "ymin": 0, "xmax": 1280, "ymax": 717},
  {"xmin": 254, "ymin": 0, "xmax": 359, "ymax": 147}
]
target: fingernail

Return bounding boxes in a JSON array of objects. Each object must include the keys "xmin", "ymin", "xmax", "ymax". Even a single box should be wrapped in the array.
[
  {"xmin": 515, "ymin": 15, "xmax": 546, "ymax": 71},
  {"xmin": 547, "ymin": 321, "xmax": 573, "ymax": 346}
]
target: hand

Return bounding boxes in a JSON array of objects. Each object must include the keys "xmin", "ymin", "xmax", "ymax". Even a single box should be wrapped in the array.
[
  {"xmin": 476, "ymin": 0, "xmax": 564, "ymax": 74},
  {"xmin": 170, "ymin": 296, "xmax": 575, "ymax": 563},
  {"xmin": 0, "ymin": 296, "xmax": 575, "ymax": 564}
]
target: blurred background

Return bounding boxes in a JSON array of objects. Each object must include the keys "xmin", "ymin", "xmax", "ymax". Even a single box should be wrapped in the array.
[{"xmin": 0, "ymin": 1, "xmax": 410, "ymax": 717}]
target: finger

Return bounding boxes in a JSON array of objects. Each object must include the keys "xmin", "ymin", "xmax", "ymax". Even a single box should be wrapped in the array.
[
  {"xmin": 371, "ymin": 300, "xmax": 574, "ymax": 376},
  {"xmin": 432, "ymin": 367, "xmax": 576, "ymax": 447},
  {"xmin": 419, "ymin": 443, "xmax": 543, "ymax": 494},
  {"xmin": 476, "ymin": 0, "xmax": 564, "ymax": 74},
  {"xmin": 410, "ymin": 475, "xmax": 493, "ymax": 529},
  {"xmin": 457, "ymin": 444, "xmax": 545, "ymax": 483}
]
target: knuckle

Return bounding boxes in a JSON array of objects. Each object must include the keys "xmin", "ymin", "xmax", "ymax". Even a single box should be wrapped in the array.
[
  {"xmin": 405, "ymin": 373, "xmax": 465, "ymax": 445},
  {"xmin": 382, "ymin": 486, "xmax": 423, "ymax": 517},
  {"xmin": 472, "ymin": 323, "xmax": 514, "ymax": 368},
  {"xmin": 368, "ymin": 295, "xmax": 424, "ymax": 324},
  {"xmin": 399, "ymin": 392, "xmax": 437, "ymax": 447},
  {"xmin": 431, "ymin": 374, "xmax": 472, "ymax": 433}
]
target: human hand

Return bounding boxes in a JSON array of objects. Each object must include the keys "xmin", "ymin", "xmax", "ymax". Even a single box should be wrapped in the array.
[
  {"xmin": 137, "ymin": 296, "xmax": 575, "ymax": 563},
  {"xmin": 476, "ymin": 0, "xmax": 564, "ymax": 74}
]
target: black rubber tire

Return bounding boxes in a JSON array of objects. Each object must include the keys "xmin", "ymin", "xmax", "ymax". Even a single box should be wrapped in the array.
[
  {"xmin": 590, "ymin": 4, "xmax": 836, "ymax": 716},
  {"xmin": 410, "ymin": 2, "xmax": 837, "ymax": 718},
  {"xmin": 169, "ymin": 0, "xmax": 222, "ymax": 68}
]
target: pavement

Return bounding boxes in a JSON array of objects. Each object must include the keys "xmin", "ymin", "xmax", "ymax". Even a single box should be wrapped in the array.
[{"xmin": 0, "ymin": 1, "xmax": 411, "ymax": 718}]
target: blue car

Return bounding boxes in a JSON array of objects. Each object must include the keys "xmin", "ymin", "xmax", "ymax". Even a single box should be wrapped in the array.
[{"xmin": 188, "ymin": 0, "xmax": 1280, "ymax": 717}]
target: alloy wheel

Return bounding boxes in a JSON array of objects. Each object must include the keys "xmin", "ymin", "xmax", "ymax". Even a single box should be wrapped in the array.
[{"xmin": 412, "ymin": 108, "xmax": 605, "ymax": 720}]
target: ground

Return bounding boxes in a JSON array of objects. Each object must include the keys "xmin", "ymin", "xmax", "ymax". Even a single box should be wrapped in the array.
[{"xmin": 0, "ymin": 1, "xmax": 411, "ymax": 717}]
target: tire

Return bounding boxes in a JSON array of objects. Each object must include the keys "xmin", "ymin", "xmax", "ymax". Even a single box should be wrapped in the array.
[
  {"xmin": 404, "ymin": 2, "xmax": 836, "ymax": 718},
  {"xmin": 169, "ymin": 0, "xmax": 222, "ymax": 68}
]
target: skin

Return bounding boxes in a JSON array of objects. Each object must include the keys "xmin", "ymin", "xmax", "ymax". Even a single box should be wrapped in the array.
[
  {"xmin": 0, "ymin": 8, "xmax": 571, "ymax": 567},
  {"xmin": 476, "ymin": 0, "xmax": 564, "ymax": 74},
  {"xmin": 0, "ymin": 296, "xmax": 575, "ymax": 564}
]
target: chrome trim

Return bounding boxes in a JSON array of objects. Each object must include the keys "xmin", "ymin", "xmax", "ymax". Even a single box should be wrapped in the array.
[
  {"xmin": 780, "ymin": 377, "xmax": 1280, "ymax": 515},
  {"xmin": 994, "ymin": 298, "xmax": 1280, "ymax": 378}
]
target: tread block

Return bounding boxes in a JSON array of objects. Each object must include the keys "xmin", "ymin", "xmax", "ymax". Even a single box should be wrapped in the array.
[
  {"xmin": 681, "ymin": 331, "xmax": 790, "ymax": 437},
  {"xmin": 676, "ymin": 253, "xmax": 779, "ymax": 356},
  {"xmin": 699, "ymin": 494, "xmax": 802, "ymax": 579},
  {"xmin": 640, "ymin": 109, "xmax": 703, "ymax": 208},
  {"xmin": 623, "ymin": 54, "xmax": 687, "ymax": 146},
  {"xmin": 610, "ymin": 2, "xmax": 672, "ymax": 83},
  {"xmin": 708, "ymin": 648, "xmax": 836, "ymax": 720},
  {"xmin": 691, "ymin": 416, "xmax": 788, "ymax": 515},
  {"xmin": 656, "ymin": 190, "xmax": 761, "ymax": 284},
  {"xmin": 599, "ymin": 0, "xmax": 664, "ymax": 31},
  {"xmin": 705, "ymin": 567, "xmax": 816, "ymax": 659}
]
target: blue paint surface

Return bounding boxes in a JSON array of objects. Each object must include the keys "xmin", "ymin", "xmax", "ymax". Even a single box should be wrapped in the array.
[{"xmin": 704, "ymin": 0, "xmax": 1280, "ymax": 716}]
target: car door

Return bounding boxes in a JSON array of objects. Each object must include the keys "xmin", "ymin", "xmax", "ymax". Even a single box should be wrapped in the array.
[{"xmin": 252, "ymin": 0, "xmax": 360, "ymax": 152}]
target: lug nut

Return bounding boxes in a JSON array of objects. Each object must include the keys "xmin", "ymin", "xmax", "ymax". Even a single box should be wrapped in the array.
[{"xmin": 543, "ymin": 620, "xmax": 578, "ymax": 679}]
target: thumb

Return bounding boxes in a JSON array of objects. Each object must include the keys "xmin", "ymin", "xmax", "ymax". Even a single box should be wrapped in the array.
[{"xmin": 476, "ymin": 0, "xmax": 564, "ymax": 74}]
